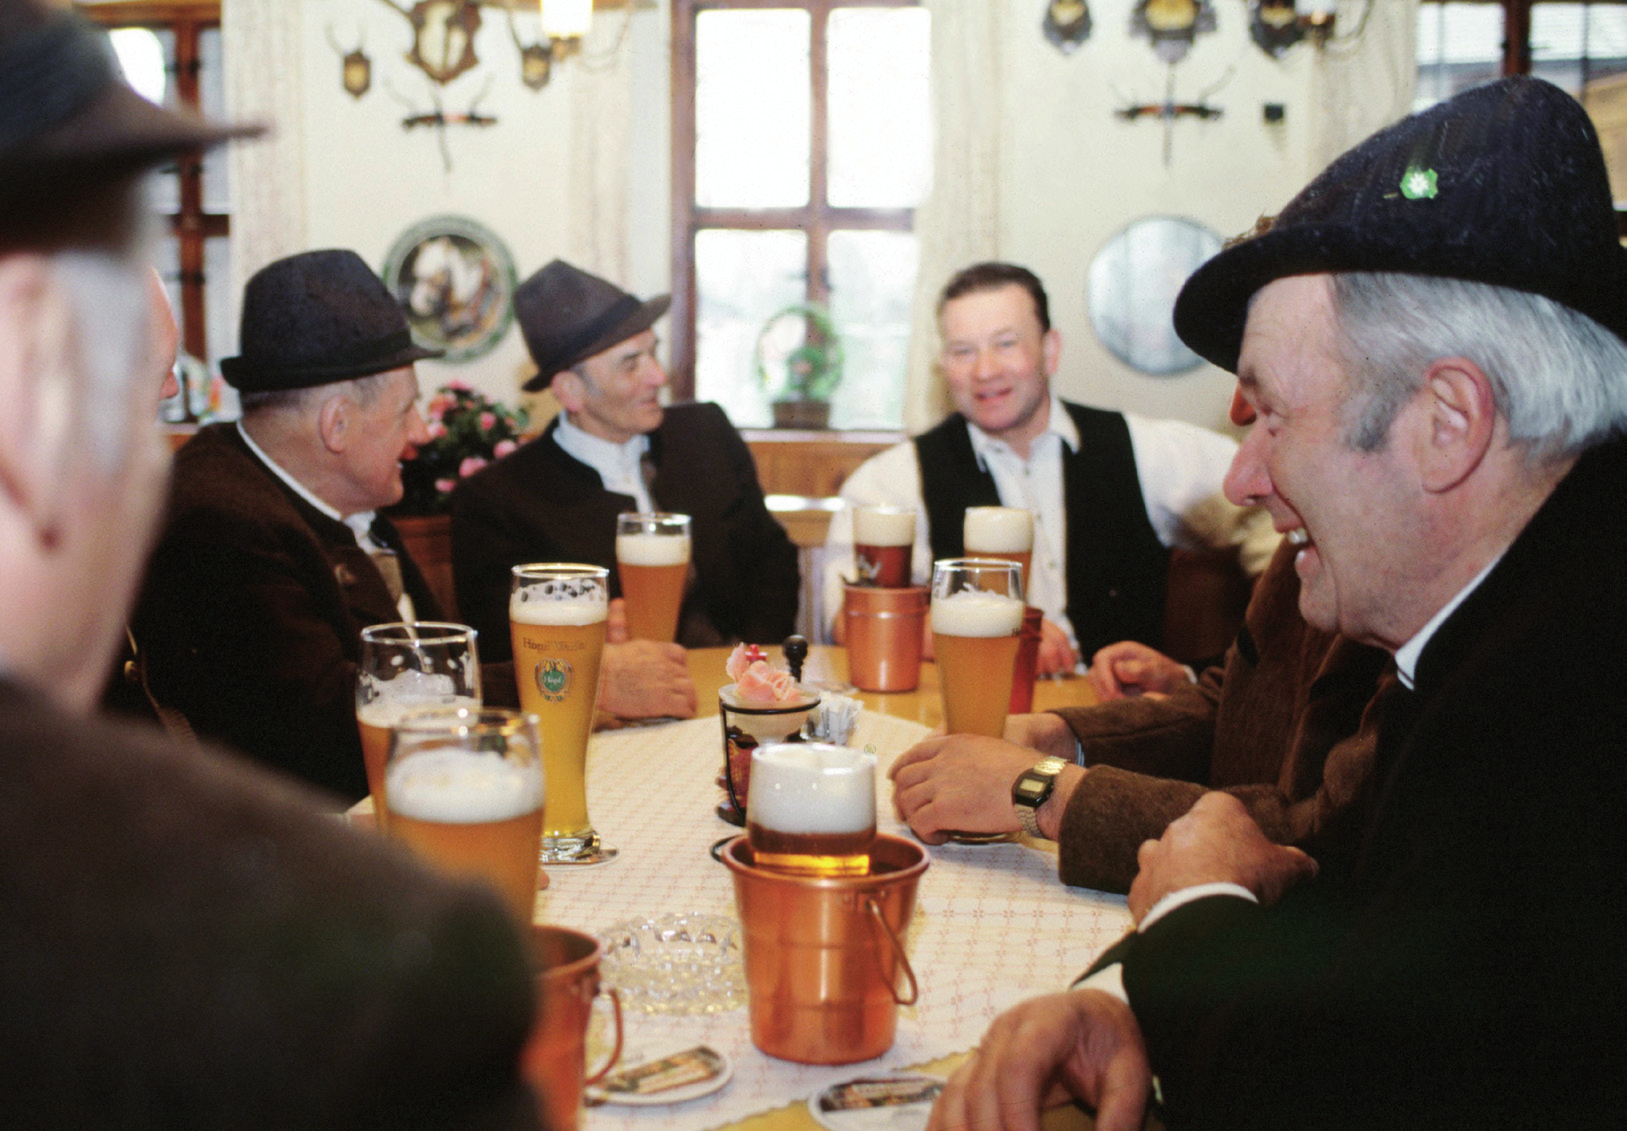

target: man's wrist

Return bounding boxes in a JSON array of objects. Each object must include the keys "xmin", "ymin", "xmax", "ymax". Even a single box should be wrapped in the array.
[{"xmin": 1035, "ymin": 764, "xmax": 1083, "ymax": 840}]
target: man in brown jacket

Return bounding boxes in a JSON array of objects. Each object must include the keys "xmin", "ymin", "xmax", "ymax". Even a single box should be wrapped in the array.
[{"xmin": 889, "ymin": 537, "xmax": 1393, "ymax": 891}]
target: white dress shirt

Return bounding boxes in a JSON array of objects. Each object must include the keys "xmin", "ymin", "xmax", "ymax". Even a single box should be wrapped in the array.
[{"xmin": 553, "ymin": 414, "xmax": 655, "ymax": 514}]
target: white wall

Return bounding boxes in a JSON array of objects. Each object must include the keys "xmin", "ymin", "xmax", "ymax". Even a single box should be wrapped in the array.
[{"xmin": 275, "ymin": 0, "xmax": 1412, "ymax": 432}]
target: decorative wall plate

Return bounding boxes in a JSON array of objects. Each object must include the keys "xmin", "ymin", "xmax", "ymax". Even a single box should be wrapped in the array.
[
  {"xmin": 382, "ymin": 215, "xmax": 517, "ymax": 363},
  {"xmin": 1087, "ymin": 215, "xmax": 1222, "ymax": 376}
]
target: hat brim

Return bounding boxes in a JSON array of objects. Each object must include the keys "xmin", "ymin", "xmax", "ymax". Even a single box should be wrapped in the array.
[
  {"xmin": 221, "ymin": 340, "xmax": 445, "ymax": 393},
  {"xmin": 522, "ymin": 294, "xmax": 671, "ymax": 392}
]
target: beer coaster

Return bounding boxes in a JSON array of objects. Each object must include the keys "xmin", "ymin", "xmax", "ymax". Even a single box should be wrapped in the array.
[
  {"xmin": 807, "ymin": 1075, "xmax": 946, "ymax": 1131},
  {"xmin": 586, "ymin": 1044, "xmax": 732, "ymax": 1106},
  {"xmin": 544, "ymin": 844, "xmax": 619, "ymax": 868}
]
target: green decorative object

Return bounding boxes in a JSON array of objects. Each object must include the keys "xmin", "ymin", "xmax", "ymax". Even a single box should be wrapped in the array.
[{"xmin": 754, "ymin": 303, "xmax": 845, "ymax": 429}]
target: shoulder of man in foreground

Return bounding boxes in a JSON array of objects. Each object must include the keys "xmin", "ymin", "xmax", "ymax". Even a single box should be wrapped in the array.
[{"xmin": 0, "ymin": 680, "xmax": 540, "ymax": 1130}]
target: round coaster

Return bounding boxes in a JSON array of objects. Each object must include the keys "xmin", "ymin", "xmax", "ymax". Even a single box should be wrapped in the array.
[
  {"xmin": 588, "ymin": 1045, "xmax": 733, "ymax": 1106},
  {"xmin": 807, "ymin": 1075, "xmax": 946, "ymax": 1131}
]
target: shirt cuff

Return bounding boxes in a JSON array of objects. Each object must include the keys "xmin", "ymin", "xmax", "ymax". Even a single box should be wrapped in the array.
[{"xmin": 1139, "ymin": 882, "xmax": 1258, "ymax": 932}]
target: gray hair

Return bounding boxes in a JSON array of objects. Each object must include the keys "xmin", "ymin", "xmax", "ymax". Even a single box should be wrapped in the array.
[
  {"xmin": 238, "ymin": 370, "xmax": 395, "ymax": 419},
  {"xmin": 1330, "ymin": 272, "xmax": 1627, "ymax": 462}
]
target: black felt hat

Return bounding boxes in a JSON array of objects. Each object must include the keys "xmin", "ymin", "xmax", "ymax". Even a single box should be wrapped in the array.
[
  {"xmin": 221, "ymin": 250, "xmax": 444, "ymax": 392},
  {"xmin": 514, "ymin": 260, "xmax": 671, "ymax": 392},
  {"xmin": 0, "ymin": 2, "xmax": 258, "ymax": 209},
  {"xmin": 1174, "ymin": 76, "xmax": 1627, "ymax": 373}
]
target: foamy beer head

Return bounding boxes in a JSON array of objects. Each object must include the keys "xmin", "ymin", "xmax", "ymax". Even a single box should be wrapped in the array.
[
  {"xmin": 510, "ymin": 564, "xmax": 610, "ymax": 625},
  {"xmin": 615, "ymin": 512, "xmax": 692, "ymax": 565},
  {"xmin": 357, "ymin": 622, "xmax": 483, "ymax": 804},
  {"xmin": 852, "ymin": 505, "xmax": 915, "ymax": 588},
  {"xmin": 929, "ymin": 587, "xmax": 1026, "ymax": 637},
  {"xmin": 963, "ymin": 507, "xmax": 1033, "ymax": 553},
  {"xmin": 747, "ymin": 743, "xmax": 877, "ymax": 877}
]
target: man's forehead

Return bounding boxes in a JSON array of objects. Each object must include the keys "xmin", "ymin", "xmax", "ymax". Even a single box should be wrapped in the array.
[
  {"xmin": 1237, "ymin": 274, "xmax": 1336, "ymax": 387},
  {"xmin": 940, "ymin": 284, "xmax": 1038, "ymax": 336}
]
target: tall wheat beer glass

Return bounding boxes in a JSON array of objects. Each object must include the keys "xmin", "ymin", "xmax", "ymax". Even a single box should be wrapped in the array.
[
  {"xmin": 383, "ymin": 707, "xmax": 545, "ymax": 921},
  {"xmin": 852, "ymin": 505, "xmax": 915, "ymax": 588},
  {"xmin": 931, "ymin": 558, "xmax": 1025, "ymax": 738},
  {"xmin": 356, "ymin": 622, "xmax": 482, "ymax": 825},
  {"xmin": 615, "ymin": 513, "xmax": 691, "ymax": 642},
  {"xmin": 963, "ymin": 507, "xmax": 1034, "ymax": 589},
  {"xmin": 510, "ymin": 564, "xmax": 616, "ymax": 865}
]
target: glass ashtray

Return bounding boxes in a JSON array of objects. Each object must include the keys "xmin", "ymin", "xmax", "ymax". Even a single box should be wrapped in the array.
[{"xmin": 597, "ymin": 913, "xmax": 746, "ymax": 1015}]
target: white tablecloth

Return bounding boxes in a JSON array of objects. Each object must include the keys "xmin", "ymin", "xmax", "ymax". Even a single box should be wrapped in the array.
[{"xmin": 543, "ymin": 712, "xmax": 1131, "ymax": 1131}]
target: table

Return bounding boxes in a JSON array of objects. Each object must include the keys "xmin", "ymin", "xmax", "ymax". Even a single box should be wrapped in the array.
[{"xmin": 538, "ymin": 647, "xmax": 1126, "ymax": 1131}]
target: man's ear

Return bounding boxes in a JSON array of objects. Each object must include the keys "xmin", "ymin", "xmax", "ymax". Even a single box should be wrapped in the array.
[
  {"xmin": 552, "ymin": 369, "xmax": 585, "ymax": 415},
  {"xmin": 0, "ymin": 255, "xmax": 78, "ymax": 543},
  {"xmin": 317, "ymin": 392, "xmax": 352, "ymax": 455},
  {"xmin": 1041, "ymin": 327, "xmax": 1062, "ymax": 377},
  {"xmin": 1415, "ymin": 357, "xmax": 1495, "ymax": 493}
]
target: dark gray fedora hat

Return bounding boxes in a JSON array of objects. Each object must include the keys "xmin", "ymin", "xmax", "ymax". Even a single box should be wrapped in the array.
[
  {"xmin": 221, "ymin": 250, "xmax": 444, "ymax": 392},
  {"xmin": 0, "ymin": 1, "xmax": 259, "ymax": 208},
  {"xmin": 514, "ymin": 259, "xmax": 670, "ymax": 392},
  {"xmin": 1174, "ymin": 76, "xmax": 1627, "ymax": 373}
]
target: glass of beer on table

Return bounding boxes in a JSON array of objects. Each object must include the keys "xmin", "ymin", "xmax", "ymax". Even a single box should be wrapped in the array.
[
  {"xmin": 356, "ymin": 622, "xmax": 482, "ymax": 825},
  {"xmin": 963, "ymin": 506, "xmax": 1034, "ymax": 587},
  {"xmin": 382, "ymin": 706, "xmax": 545, "ymax": 922},
  {"xmin": 510, "ymin": 563, "xmax": 616, "ymax": 866},
  {"xmin": 852, "ymin": 505, "xmax": 915, "ymax": 588},
  {"xmin": 930, "ymin": 558, "xmax": 1025, "ymax": 738},
  {"xmin": 746, "ymin": 743, "xmax": 877, "ymax": 877},
  {"xmin": 615, "ymin": 512, "xmax": 691, "ymax": 642}
]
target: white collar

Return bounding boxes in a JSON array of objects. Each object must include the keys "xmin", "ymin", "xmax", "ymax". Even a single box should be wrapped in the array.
[
  {"xmin": 1393, "ymin": 554, "xmax": 1502, "ymax": 689},
  {"xmin": 965, "ymin": 393, "xmax": 1078, "ymax": 469},
  {"xmin": 236, "ymin": 420, "xmax": 373, "ymax": 534},
  {"xmin": 553, "ymin": 413, "xmax": 650, "ymax": 478}
]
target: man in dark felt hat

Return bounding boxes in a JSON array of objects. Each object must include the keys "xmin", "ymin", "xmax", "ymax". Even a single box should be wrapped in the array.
[
  {"xmin": 929, "ymin": 77, "xmax": 1627, "ymax": 1131},
  {"xmin": 450, "ymin": 259, "xmax": 800, "ymax": 711},
  {"xmin": 0, "ymin": 3, "xmax": 542, "ymax": 1127},
  {"xmin": 127, "ymin": 248, "xmax": 473, "ymax": 801}
]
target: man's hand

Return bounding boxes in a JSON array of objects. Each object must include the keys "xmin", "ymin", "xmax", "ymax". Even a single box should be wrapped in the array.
[
  {"xmin": 927, "ymin": 989, "xmax": 1151, "ymax": 1131},
  {"xmin": 596, "ymin": 640, "xmax": 697, "ymax": 720},
  {"xmin": 605, "ymin": 598, "xmax": 631, "ymax": 645},
  {"xmin": 1036, "ymin": 618, "xmax": 1080, "ymax": 676},
  {"xmin": 1002, "ymin": 712, "xmax": 1080, "ymax": 761},
  {"xmin": 889, "ymin": 733, "xmax": 1077, "ymax": 844},
  {"xmin": 1086, "ymin": 641, "xmax": 1191, "ymax": 701},
  {"xmin": 1128, "ymin": 792, "xmax": 1318, "ymax": 923}
]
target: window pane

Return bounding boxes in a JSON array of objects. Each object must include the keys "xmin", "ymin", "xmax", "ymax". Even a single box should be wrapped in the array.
[
  {"xmin": 1414, "ymin": 2, "xmax": 1505, "ymax": 112},
  {"xmin": 695, "ymin": 10, "xmax": 811, "ymax": 209},
  {"xmin": 1533, "ymin": 5, "xmax": 1627, "ymax": 202},
  {"xmin": 827, "ymin": 8, "xmax": 932, "ymax": 208},
  {"xmin": 205, "ymin": 234, "xmax": 235, "ymax": 378},
  {"xmin": 110, "ymin": 26, "xmax": 180, "ymax": 211},
  {"xmin": 200, "ymin": 26, "xmax": 231, "ymax": 213},
  {"xmin": 826, "ymin": 230, "xmax": 916, "ymax": 429},
  {"xmin": 694, "ymin": 229, "xmax": 808, "ymax": 427}
]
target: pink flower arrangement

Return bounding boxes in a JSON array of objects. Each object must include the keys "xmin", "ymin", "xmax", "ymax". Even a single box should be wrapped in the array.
[
  {"xmin": 725, "ymin": 643, "xmax": 800, "ymax": 703},
  {"xmin": 397, "ymin": 383, "xmax": 530, "ymax": 514}
]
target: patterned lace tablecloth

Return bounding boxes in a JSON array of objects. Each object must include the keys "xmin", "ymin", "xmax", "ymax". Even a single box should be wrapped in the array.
[{"xmin": 541, "ymin": 711, "xmax": 1132, "ymax": 1131}]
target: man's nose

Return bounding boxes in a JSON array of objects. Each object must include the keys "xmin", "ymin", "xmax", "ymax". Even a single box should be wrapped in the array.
[
  {"xmin": 405, "ymin": 405, "xmax": 431, "ymax": 447},
  {"xmin": 644, "ymin": 356, "xmax": 670, "ymax": 389},
  {"xmin": 1224, "ymin": 423, "xmax": 1272, "ymax": 508}
]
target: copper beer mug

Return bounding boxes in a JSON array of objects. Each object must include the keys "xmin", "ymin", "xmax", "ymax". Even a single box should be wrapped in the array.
[
  {"xmin": 842, "ymin": 584, "xmax": 928, "ymax": 693},
  {"xmin": 723, "ymin": 833, "xmax": 926, "ymax": 1064},
  {"xmin": 521, "ymin": 925, "xmax": 624, "ymax": 1131}
]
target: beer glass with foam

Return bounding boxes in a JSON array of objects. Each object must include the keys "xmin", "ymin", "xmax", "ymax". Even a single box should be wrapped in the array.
[
  {"xmin": 930, "ymin": 558, "xmax": 1025, "ymax": 738},
  {"xmin": 746, "ymin": 743, "xmax": 877, "ymax": 877},
  {"xmin": 852, "ymin": 505, "xmax": 915, "ymax": 588},
  {"xmin": 615, "ymin": 512, "xmax": 691, "ymax": 642},
  {"xmin": 383, "ymin": 707, "xmax": 545, "ymax": 921},
  {"xmin": 963, "ymin": 507, "xmax": 1034, "ymax": 589},
  {"xmin": 356, "ymin": 622, "xmax": 482, "ymax": 824},
  {"xmin": 510, "ymin": 563, "xmax": 615, "ymax": 865}
]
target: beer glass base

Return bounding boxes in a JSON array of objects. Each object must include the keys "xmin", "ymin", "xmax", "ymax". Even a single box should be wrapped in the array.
[
  {"xmin": 541, "ymin": 831, "xmax": 620, "ymax": 867},
  {"xmin": 945, "ymin": 830, "xmax": 1018, "ymax": 845}
]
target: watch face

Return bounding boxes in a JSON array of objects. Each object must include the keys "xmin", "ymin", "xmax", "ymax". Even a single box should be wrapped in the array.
[{"xmin": 1015, "ymin": 775, "xmax": 1050, "ymax": 802}]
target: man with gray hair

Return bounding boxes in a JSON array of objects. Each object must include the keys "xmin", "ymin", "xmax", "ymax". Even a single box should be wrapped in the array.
[
  {"xmin": 931, "ymin": 77, "xmax": 1627, "ymax": 1131},
  {"xmin": 0, "ymin": 4, "xmax": 541, "ymax": 1124}
]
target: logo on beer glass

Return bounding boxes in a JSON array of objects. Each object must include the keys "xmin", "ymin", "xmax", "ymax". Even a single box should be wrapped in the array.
[{"xmin": 535, "ymin": 657, "xmax": 572, "ymax": 701}]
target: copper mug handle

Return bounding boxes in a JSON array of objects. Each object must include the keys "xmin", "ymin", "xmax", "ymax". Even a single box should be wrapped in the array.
[
  {"xmin": 866, "ymin": 897, "xmax": 919, "ymax": 1006},
  {"xmin": 583, "ymin": 986, "xmax": 624, "ymax": 1087}
]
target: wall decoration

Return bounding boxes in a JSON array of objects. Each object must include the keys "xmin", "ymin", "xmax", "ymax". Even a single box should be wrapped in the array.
[
  {"xmin": 1115, "ymin": 69, "xmax": 1229, "ymax": 165},
  {"xmin": 375, "ymin": 0, "xmax": 484, "ymax": 86},
  {"xmin": 1043, "ymin": 0, "xmax": 1092, "ymax": 55},
  {"xmin": 1249, "ymin": 0, "xmax": 1304, "ymax": 57},
  {"xmin": 382, "ymin": 215, "xmax": 518, "ymax": 363},
  {"xmin": 1130, "ymin": 0, "xmax": 1216, "ymax": 66},
  {"xmin": 1086, "ymin": 215, "xmax": 1222, "ymax": 376},
  {"xmin": 326, "ymin": 26, "xmax": 373, "ymax": 98}
]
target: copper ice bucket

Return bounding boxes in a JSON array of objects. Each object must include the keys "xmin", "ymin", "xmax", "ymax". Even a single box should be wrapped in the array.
[
  {"xmin": 722, "ymin": 833, "xmax": 927, "ymax": 1064},
  {"xmin": 520, "ymin": 925, "xmax": 623, "ymax": 1131},
  {"xmin": 842, "ymin": 584, "xmax": 928, "ymax": 693}
]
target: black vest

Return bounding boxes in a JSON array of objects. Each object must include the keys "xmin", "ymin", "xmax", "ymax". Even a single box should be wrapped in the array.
[{"xmin": 914, "ymin": 403, "xmax": 1170, "ymax": 656}]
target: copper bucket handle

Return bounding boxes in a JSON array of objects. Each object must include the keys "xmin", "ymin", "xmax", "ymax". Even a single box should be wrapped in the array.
[
  {"xmin": 866, "ymin": 897, "xmax": 919, "ymax": 1006},
  {"xmin": 583, "ymin": 986, "xmax": 624, "ymax": 1087}
]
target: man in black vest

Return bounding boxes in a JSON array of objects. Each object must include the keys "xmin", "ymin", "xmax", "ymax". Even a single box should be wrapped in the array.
[{"xmin": 822, "ymin": 262, "xmax": 1275, "ymax": 674}]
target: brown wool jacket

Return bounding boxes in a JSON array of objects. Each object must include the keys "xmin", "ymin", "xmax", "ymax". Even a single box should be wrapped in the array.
[{"xmin": 1053, "ymin": 539, "xmax": 1395, "ymax": 892}]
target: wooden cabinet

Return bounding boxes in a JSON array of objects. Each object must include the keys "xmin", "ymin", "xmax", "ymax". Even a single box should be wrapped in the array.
[{"xmin": 742, "ymin": 430, "xmax": 900, "ymax": 500}]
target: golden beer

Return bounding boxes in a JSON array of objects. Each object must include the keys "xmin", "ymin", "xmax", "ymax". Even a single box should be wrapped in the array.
[
  {"xmin": 510, "ymin": 563, "xmax": 612, "ymax": 864},
  {"xmin": 746, "ymin": 743, "xmax": 877, "ymax": 877},
  {"xmin": 384, "ymin": 741, "xmax": 545, "ymax": 921},
  {"xmin": 357, "ymin": 694, "xmax": 481, "ymax": 810},
  {"xmin": 931, "ymin": 560, "xmax": 1025, "ymax": 738},
  {"xmin": 964, "ymin": 507, "xmax": 1035, "ymax": 588},
  {"xmin": 616, "ymin": 514, "xmax": 691, "ymax": 643}
]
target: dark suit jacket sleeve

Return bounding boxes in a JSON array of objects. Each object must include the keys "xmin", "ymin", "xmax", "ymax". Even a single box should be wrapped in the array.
[
  {"xmin": 707, "ymin": 410, "xmax": 800, "ymax": 643},
  {"xmin": 136, "ymin": 500, "xmax": 367, "ymax": 801},
  {"xmin": 450, "ymin": 478, "xmax": 564, "ymax": 665}
]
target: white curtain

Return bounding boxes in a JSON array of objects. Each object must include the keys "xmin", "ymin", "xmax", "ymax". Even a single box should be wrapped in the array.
[
  {"xmin": 902, "ymin": 0, "xmax": 1006, "ymax": 434},
  {"xmin": 221, "ymin": 0, "xmax": 308, "ymax": 340},
  {"xmin": 566, "ymin": 6, "xmax": 639, "ymax": 283},
  {"xmin": 1310, "ymin": 1, "xmax": 1419, "ymax": 173}
]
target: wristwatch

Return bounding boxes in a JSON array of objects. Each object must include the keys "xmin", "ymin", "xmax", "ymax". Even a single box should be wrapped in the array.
[{"xmin": 1011, "ymin": 756, "xmax": 1068, "ymax": 840}]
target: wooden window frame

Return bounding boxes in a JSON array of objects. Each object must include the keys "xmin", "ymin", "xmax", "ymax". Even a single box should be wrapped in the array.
[
  {"xmin": 77, "ymin": 0, "xmax": 224, "ymax": 367},
  {"xmin": 669, "ymin": 0, "xmax": 920, "ymax": 406}
]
